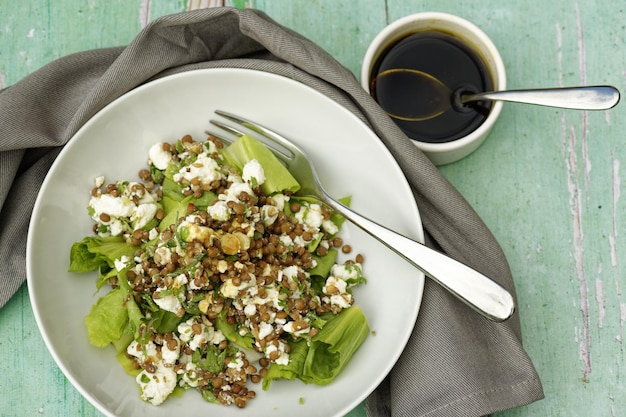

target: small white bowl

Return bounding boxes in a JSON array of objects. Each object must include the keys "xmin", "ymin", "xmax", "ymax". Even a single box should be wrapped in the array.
[{"xmin": 361, "ymin": 12, "xmax": 506, "ymax": 165}]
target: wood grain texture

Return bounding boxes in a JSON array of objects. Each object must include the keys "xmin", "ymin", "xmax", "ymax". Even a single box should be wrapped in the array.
[{"xmin": 2, "ymin": 0, "xmax": 626, "ymax": 416}]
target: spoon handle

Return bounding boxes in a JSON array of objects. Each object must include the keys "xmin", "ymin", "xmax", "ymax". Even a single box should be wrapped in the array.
[{"xmin": 462, "ymin": 85, "xmax": 620, "ymax": 110}]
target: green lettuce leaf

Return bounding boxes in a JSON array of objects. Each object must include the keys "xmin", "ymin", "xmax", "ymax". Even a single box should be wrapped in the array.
[
  {"xmin": 331, "ymin": 196, "xmax": 351, "ymax": 231},
  {"xmin": 111, "ymin": 332, "xmax": 134, "ymax": 354},
  {"xmin": 191, "ymin": 191, "xmax": 218, "ymax": 210},
  {"xmin": 161, "ymin": 195, "xmax": 181, "ymax": 215},
  {"xmin": 149, "ymin": 164, "xmax": 165, "ymax": 184},
  {"xmin": 69, "ymin": 240, "xmax": 106, "ymax": 273},
  {"xmin": 162, "ymin": 176, "xmax": 185, "ymax": 201},
  {"xmin": 84, "ymin": 288, "xmax": 129, "ymax": 347},
  {"xmin": 262, "ymin": 338, "xmax": 309, "ymax": 390},
  {"xmin": 300, "ymin": 305, "xmax": 369, "ymax": 385},
  {"xmin": 262, "ymin": 305, "xmax": 369, "ymax": 389},
  {"xmin": 215, "ymin": 310, "xmax": 254, "ymax": 349},
  {"xmin": 151, "ymin": 309, "xmax": 184, "ymax": 334},
  {"xmin": 195, "ymin": 344, "xmax": 227, "ymax": 374},
  {"xmin": 125, "ymin": 291, "xmax": 145, "ymax": 340},
  {"xmin": 221, "ymin": 134, "xmax": 300, "ymax": 195},
  {"xmin": 289, "ymin": 195, "xmax": 350, "ymax": 235},
  {"xmin": 201, "ymin": 388, "xmax": 220, "ymax": 404},
  {"xmin": 116, "ymin": 348, "xmax": 142, "ymax": 376},
  {"xmin": 308, "ymin": 248, "xmax": 338, "ymax": 278},
  {"xmin": 158, "ymin": 197, "xmax": 188, "ymax": 231},
  {"xmin": 69, "ymin": 236, "xmax": 136, "ymax": 273}
]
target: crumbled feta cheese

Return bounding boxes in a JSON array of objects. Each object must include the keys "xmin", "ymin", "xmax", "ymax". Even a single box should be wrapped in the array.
[
  {"xmin": 322, "ymin": 219, "xmax": 339, "ymax": 235},
  {"xmin": 217, "ymin": 260, "xmax": 228, "ymax": 273},
  {"xmin": 292, "ymin": 234, "xmax": 304, "ymax": 247},
  {"xmin": 128, "ymin": 182, "xmax": 155, "ymax": 204},
  {"xmin": 94, "ymin": 176, "xmax": 105, "ymax": 188},
  {"xmin": 223, "ymin": 181, "xmax": 254, "ymax": 203},
  {"xmin": 148, "ymin": 142, "xmax": 172, "ymax": 170},
  {"xmin": 242, "ymin": 159, "xmax": 265, "ymax": 186},
  {"xmin": 207, "ymin": 201, "xmax": 230, "ymax": 221},
  {"xmin": 252, "ymin": 286, "xmax": 282, "ymax": 310},
  {"xmin": 324, "ymin": 275, "xmax": 347, "ymax": 294},
  {"xmin": 153, "ymin": 288, "xmax": 183, "ymax": 315},
  {"xmin": 211, "ymin": 330, "xmax": 226, "ymax": 345},
  {"xmin": 257, "ymin": 322, "xmax": 274, "ymax": 340},
  {"xmin": 136, "ymin": 364, "xmax": 177, "ymax": 405},
  {"xmin": 114, "ymin": 255, "xmax": 130, "ymax": 272},
  {"xmin": 220, "ymin": 275, "xmax": 255, "ymax": 299},
  {"xmin": 177, "ymin": 319, "xmax": 225, "ymax": 351},
  {"xmin": 89, "ymin": 194, "xmax": 135, "ymax": 219},
  {"xmin": 244, "ymin": 303, "xmax": 257, "ymax": 317},
  {"xmin": 161, "ymin": 335, "xmax": 181, "ymax": 365},
  {"xmin": 205, "ymin": 140, "xmax": 218, "ymax": 154},
  {"xmin": 266, "ymin": 340, "xmax": 290, "ymax": 365},
  {"xmin": 227, "ymin": 351, "xmax": 245, "ymax": 370},
  {"xmin": 282, "ymin": 265, "xmax": 300, "ymax": 280},
  {"xmin": 189, "ymin": 270, "xmax": 207, "ymax": 291},
  {"xmin": 171, "ymin": 273, "xmax": 188, "ymax": 289},
  {"xmin": 227, "ymin": 171, "xmax": 242, "ymax": 183},
  {"xmin": 329, "ymin": 294, "xmax": 352, "ymax": 308},
  {"xmin": 178, "ymin": 320, "xmax": 206, "ymax": 351},
  {"xmin": 279, "ymin": 234, "xmax": 294, "ymax": 248},
  {"xmin": 295, "ymin": 203, "xmax": 324, "ymax": 230},
  {"xmin": 269, "ymin": 194, "xmax": 289, "ymax": 211},
  {"xmin": 331, "ymin": 264, "xmax": 361, "ymax": 281},
  {"xmin": 261, "ymin": 205, "xmax": 279, "ymax": 226},
  {"xmin": 177, "ymin": 320, "xmax": 194, "ymax": 341},
  {"xmin": 179, "ymin": 362, "xmax": 201, "ymax": 388},
  {"xmin": 109, "ymin": 219, "xmax": 124, "ymax": 236},
  {"xmin": 133, "ymin": 203, "xmax": 157, "ymax": 230},
  {"xmin": 154, "ymin": 246, "xmax": 172, "ymax": 266},
  {"xmin": 181, "ymin": 222, "xmax": 213, "ymax": 243},
  {"xmin": 126, "ymin": 340, "xmax": 158, "ymax": 364},
  {"xmin": 283, "ymin": 320, "xmax": 310, "ymax": 336},
  {"xmin": 323, "ymin": 275, "xmax": 353, "ymax": 308},
  {"xmin": 173, "ymin": 152, "xmax": 222, "ymax": 185},
  {"xmin": 133, "ymin": 263, "xmax": 144, "ymax": 276}
]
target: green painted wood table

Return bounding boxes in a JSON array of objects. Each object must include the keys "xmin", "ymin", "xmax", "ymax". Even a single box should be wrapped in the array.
[{"xmin": 1, "ymin": 1, "xmax": 624, "ymax": 416}]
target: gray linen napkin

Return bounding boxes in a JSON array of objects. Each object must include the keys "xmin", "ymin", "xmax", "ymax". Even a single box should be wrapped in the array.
[{"xmin": 0, "ymin": 7, "xmax": 544, "ymax": 417}]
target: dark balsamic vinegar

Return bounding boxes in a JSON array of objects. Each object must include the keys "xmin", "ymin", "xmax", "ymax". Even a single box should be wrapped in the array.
[{"xmin": 371, "ymin": 31, "xmax": 494, "ymax": 143}]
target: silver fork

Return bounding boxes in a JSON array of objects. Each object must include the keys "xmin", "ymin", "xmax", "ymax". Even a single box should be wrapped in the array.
[{"xmin": 209, "ymin": 110, "xmax": 515, "ymax": 322}]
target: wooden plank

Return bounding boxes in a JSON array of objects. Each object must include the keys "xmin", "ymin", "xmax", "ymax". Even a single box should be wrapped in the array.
[{"xmin": 254, "ymin": 0, "xmax": 388, "ymax": 79}]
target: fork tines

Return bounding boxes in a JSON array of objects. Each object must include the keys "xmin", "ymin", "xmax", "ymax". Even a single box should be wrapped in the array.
[{"xmin": 208, "ymin": 111, "xmax": 294, "ymax": 159}]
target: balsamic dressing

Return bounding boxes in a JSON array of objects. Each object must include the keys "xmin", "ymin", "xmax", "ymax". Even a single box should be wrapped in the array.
[{"xmin": 370, "ymin": 31, "xmax": 493, "ymax": 143}]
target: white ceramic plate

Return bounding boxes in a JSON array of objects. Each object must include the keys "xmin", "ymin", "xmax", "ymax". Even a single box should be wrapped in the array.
[{"xmin": 27, "ymin": 68, "xmax": 424, "ymax": 417}]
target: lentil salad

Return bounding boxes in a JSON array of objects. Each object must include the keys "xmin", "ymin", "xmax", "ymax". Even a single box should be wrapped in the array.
[{"xmin": 69, "ymin": 132, "xmax": 369, "ymax": 408}]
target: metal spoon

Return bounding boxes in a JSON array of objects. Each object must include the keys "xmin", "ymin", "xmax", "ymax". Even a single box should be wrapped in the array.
[{"xmin": 372, "ymin": 68, "xmax": 621, "ymax": 122}]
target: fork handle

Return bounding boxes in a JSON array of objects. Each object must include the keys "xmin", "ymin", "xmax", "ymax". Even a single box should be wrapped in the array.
[{"xmin": 323, "ymin": 197, "xmax": 515, "ymax": 322}]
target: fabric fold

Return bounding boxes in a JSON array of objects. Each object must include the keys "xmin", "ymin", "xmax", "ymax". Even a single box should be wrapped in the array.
[{"xmin": 0, "ymin": 7, "xmax": 543, "ymax": 417}]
